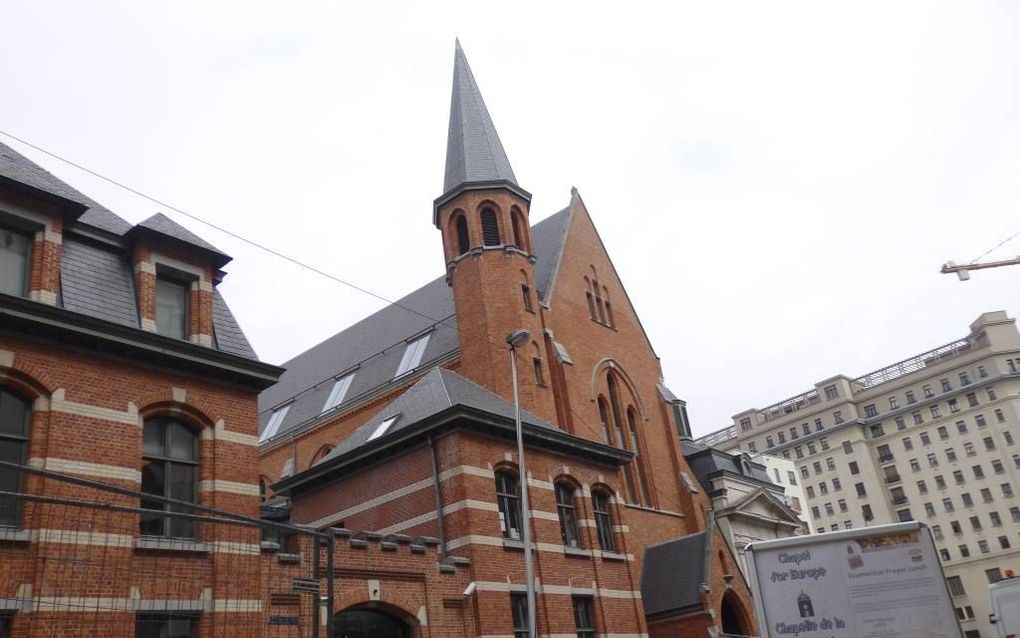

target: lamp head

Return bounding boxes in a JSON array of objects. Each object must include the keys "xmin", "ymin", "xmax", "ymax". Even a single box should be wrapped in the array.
[{"xmin": 506, "ymin": 329, "xmax": 530, "ymax": 348}]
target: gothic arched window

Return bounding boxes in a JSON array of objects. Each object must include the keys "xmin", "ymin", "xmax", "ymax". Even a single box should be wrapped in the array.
[{"xmin": 0, "ymin": 388, "xmax": 30, "ymax": 527}]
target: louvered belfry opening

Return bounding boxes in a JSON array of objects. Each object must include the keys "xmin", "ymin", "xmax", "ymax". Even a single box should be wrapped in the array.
[{"xmin": 481, "ymin": 207, "xmax": 500, "ymax": 246}]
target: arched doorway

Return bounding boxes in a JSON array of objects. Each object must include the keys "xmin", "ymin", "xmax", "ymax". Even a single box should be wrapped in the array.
[
  {"xmin": 334, "ymin": 608, "xmax": 410, "ymax": 638},
  {"xmin": 720, "ymin": 590, "xmax": 752, "ymax": 636}
]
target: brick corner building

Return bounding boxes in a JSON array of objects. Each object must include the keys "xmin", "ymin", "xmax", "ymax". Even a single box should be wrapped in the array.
[
  {"xmin": 261, "ymin": 42, "xmax": 759, "ymax": 637},
  {"xmin": 0, "ymin": 139, "xmax": 283, "ymax": 635}
]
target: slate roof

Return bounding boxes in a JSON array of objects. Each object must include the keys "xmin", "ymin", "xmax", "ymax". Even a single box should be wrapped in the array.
[
  {"xmin": 641, "ymin": 529, "xmax": 710, "ymax": 618},
  {"xmin": 258, "ymin": 207, "xmax": 572, "ymax": 440},
  {"xmin": 442, "ymin": 40, "xmax": 519, "ymax": 194},
  {"xmin": 0, "ymin": 139, "xmax": 258, "ymax": 360},
  {"xmin": 683, "ymin": 441, "xmax": 774, "ymax": 489},
  {"xmin": 133, "ymin": 213, "xmax": 230, "ymax": 266},
  {"xmin": 320, "ymin": 367, "xmax": 554, "ymax": 463}
]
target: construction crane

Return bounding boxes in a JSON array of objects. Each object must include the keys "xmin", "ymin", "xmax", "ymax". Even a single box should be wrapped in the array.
[{"xmin": 941, "ymin": 256, "xmax": 1020, "ymax": 281}]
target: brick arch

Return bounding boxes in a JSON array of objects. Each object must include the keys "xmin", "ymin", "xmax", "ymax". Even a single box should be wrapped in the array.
[
  {"xmin": 136, "ymin": 389, "xmax": 220, "ymax": 431},
  {"xmin": 446, "ymin": 208, "xmax": 471, "ymax": 261},
  {"xmin": 0, "ymin": 363, "xmax": 53, "ymax": 402},
  {"xmin": 588, "ymin": 358, "xmax": 648, "ymax": 422},
  {"xmin": 332, "ymin": 591, "xmax": 422, "ymax": 632}
]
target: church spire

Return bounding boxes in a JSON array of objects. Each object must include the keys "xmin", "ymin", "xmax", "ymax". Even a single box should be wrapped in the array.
[{"xmin": 440, "ymin": 40, "xmax": 524, "ymax": 204}]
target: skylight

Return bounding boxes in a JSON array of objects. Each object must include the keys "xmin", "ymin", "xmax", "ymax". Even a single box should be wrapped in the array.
[
  {"xmin": 259, "ymin": 405, "xmax": 290, "ymax": 443},
  {"xmin": 394, "ymin": 334, "xmax": 431, "ymax": 377},
  {"xmin": 321, "ymin": 373, "xmax": 355, "ymax": 414},
  {"xmin": 368, "ymin": 415, "xmax": 400, "ymax": 442}
]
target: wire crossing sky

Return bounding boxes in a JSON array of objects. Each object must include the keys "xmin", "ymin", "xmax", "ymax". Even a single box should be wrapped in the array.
[{"xmin": 1, "ymin": 1, "xmax": 1018, "ymax": 435}]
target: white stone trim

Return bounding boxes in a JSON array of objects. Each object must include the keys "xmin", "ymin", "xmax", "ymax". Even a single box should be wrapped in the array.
[
  {"xmin": 151, "ymin": 252, "xmax": 207, "ymax": 283},
  {"xmin": 140, "ymin": 318, "xmax": 157, "ymax": 332},
  {"xmin": 50, "ymin": 389, "xmax": 139, "ymax": 425},
  {"xmin": 29, "ymin": 290, "xmax": 57, "ymax": 305},
  {"xmin": 201, "ymin": 419, "xmax": 259, "ymax": 447},
  {"xmin": 32, "ymin": 529, "xmax": 134, "ymax": 547},
  {"xmin": 0, "ymin": 349, "xmax": 13, "ymax": 368},
  {"xmin": 29, "ymin": 457, "xmax": 140, "ymax": 483},
  {"xmin": 212, "ymin": 599, "xmax": 262, "ymax": 612},
  {"xmin": 33, "ymin": 597, "xmax": 133, "ymax": 612},
  {"xmin": 135, "ymin": 261, "xmax": 157, "ymax": 275},
  {"xmin": 198, "ymin": 480, "xmax": 260, "ymax": 496},
  {"xmin": 597, "ymin": 588, "xmax": 641, "ymax": 599}
]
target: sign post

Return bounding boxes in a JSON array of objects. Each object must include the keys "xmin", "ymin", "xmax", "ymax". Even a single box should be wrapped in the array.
[{"xmin": 746, "ymin": 522, "xmax": 964, "ymax": 638}]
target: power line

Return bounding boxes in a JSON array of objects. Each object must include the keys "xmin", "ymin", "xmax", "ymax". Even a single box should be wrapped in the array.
[
  {"xmin": 972, "ymin": 227, "xmax": 1020, "ymax": 264},
  {"xmin": 0, "ymin": 128, "xmax": 454, "ymax": 332}
]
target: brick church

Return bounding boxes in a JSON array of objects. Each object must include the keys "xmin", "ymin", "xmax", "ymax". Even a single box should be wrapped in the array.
[{"xmin": 259, "ymin": 42, "xmax": 759, "ymax": 638}]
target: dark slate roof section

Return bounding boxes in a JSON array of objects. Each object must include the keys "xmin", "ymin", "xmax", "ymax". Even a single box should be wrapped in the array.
[
  {"xmin": 530, "ymin": 207, "xmax": 570, "ymax": 303},
  {"xmin": 212, "ymin": 289, "xmax": 258, "ymax": 360},
  {"xmin": 60, "ymin": 238, "xmax": 139, "ymax": 329},
  {"xmin": 0, "ymin": 140, "xmax": 132, "ymax": 236},
  {"xmin": 443, "ymin": 40, "xmax": 518, "ymax": 194},
  {"xmin": 683, "ymin": 444, "xmax": 773, "ymax": 491},
  {"xmin": 257, "ymin": 209, "xmax": 574, "ymax": 440},
  {"xmin": 321, "ymin": 368, "xmax": 555, "ymax": 463},
  {"xmin": 132, "ymin": 213, "xmax": 231, "ymax": 268},
  {"xmin": 257, "ymin": 276, "xmax": 457, "ymax": 436},
  {"xmin": 641, "ymin": 531, "xmax": 708, "ymax": 617}
]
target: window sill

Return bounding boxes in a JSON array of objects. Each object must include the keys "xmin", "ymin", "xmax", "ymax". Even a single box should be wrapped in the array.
[
  {"xmin": 503, "ymin": 538, "xmax": 525, "ymax": 551},
  {"xmin": 260, "ymin": 541, "xmax": 281, "ymax": 552},
  {"xmin": 134, "ymin": 536, "xmax": 209, "ymax": 554},
  {"xmin": 0, "ymin": 527, "xmax": 31, "ymax": 544},
  {"xmin": 277, "ymin": 552, "xmax": 302, "ymax": 564},
  {"xmin": 563, "ymin": 546, "xmax": 591, "ymax": 558},
  {"xmin": 600, "ymin": 551, "xmax": 628, "ymax": 562}
]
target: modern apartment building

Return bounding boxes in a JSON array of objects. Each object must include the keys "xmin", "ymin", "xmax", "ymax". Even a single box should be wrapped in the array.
[{"xmin": 697, "ymin": 310, "xmax": 1020, "ymax": 638}]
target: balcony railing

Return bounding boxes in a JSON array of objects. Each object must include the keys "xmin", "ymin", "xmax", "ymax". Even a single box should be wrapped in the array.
[
  {"xmin": 878, "ymin": 454, "xmax": 895, "ymax": 463},
  {"xmin": 885, "ymin": 474, "xmax": 902, "ymax": 485}
]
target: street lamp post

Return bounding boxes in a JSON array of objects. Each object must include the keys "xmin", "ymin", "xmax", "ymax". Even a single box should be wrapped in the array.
[{"xmin": 506, "ymin": 329, "xmax": 536, "ymax": 638}]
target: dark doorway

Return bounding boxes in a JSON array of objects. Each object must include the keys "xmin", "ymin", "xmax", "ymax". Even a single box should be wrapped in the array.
[
  {"xmin": 334, "ymin": 608, "xmax": 409, "ymax": 638},
  {"xmin": 720, "ymin": 591, "xmax": 751, "ymax": 636}
]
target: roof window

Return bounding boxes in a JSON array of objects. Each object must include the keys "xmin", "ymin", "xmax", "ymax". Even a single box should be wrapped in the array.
[
  {"xmin": 322, "ymin": 373, "xmax": 355, "ymax": 413},
  {"xmin": 368, "ymin": 415, "xmax": 400, "ymax": 442},
  {"xmin": 395, "ymin": 334, "xmax": 431, "ymax": 377},
  {"xmin": 260, "ymin": 405, "xmax": 290, "ymax": 443}
]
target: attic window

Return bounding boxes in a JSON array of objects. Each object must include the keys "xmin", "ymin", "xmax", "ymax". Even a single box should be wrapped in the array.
[
  {"xmin": 322, "ymin": 373, "xmax": 355, "ymax": 413},
  {"xmin": 155, "ymin": 276, "xmax": 189, "ymax": 339},
  {"xmin": 0, "ymin": 225, "xmax": 30, "ymax": 297},
  {"xmin": 395, "ymin": 334, "xmax": 430, "ymax": 377},
  {"xmin": 260, "ymin": 405, "xmax": 290, "ymax": 443},
  {"xmin": 368, "ymin": 415, "xmax": 400, "ymax": 442}
]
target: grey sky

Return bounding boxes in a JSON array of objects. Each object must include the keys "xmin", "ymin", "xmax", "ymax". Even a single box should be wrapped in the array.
[{"xmin": 2, "ymin": 2, "xmax": 1018, "ymax": 436}]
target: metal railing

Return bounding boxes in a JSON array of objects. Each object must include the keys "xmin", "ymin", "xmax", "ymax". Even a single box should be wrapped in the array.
[{"xmin": 853, "ymin": 338, "xmax": 972, "ymax": 389}]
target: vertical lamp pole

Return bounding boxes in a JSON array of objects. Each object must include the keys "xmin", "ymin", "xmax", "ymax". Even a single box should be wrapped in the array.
[{"xmin": 507, "ymin": 329, "xmax": 536, "ymax": 638}]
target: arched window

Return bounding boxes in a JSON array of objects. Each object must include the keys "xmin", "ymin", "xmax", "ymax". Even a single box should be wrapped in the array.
[
  {"xmin": 593, "ymin": 280, "xmax": 606, "ymax": 323},
  {"xmin": 310, "ymin": 445, "xmax": 334, "ymax": 467},
  {"xmin": 555, "ymin": 482, "xmax": 580, "ymax": 548},
  {"xmin": 608, "ymin": 374, "xmax": 638, "ymax": 503},
  {"xmin": 510, "ymin": 209, "xmax": 527, "ymax": 251},
  {"xmin": 603, "ymin": 288, "xmax": 614, "ymax": 328},
  {"xmin": 259, "ymin": 477, "xmax": 267, "ymax": 502},
  {"xmin": 597, "ymin": 397, "xmax": 611, "ymax": 444},
  {"xmin": 454, "ymin": 214, "xmax": 470, "ymax": 256},
  {"xmin": 480, "ymin": 207, "xmax": 501, "ymax": 246},
  {"xmin": 495, "ymin": 469, "xmax": 522, "ymax": 539},
  {"xmin": 521, "ymin": 271, "xmax": 533, "ymax": 312},
  {"xmin": 0, "ymin": 388, "xmax": 30, "ymax": 527},
  {"xmin": 592, "ymin": 489, "xmax": 615, "ymax": 552},
  {"xmin": 532, "ymin": 343, "xmax": 544, "ymax": 386},
  {"xmin": 141, "ymin": 417, "xmax": 198, "ymax": 538},
  {"xmin": 628, "ymin": 407, "xmax": 652, "ymax": 506},
  {"xmin": 584, "ymin": 278, "xmax": 596, "ymax": 319}
]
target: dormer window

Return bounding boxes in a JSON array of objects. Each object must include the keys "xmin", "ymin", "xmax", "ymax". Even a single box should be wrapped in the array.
[
  {"xmin": 259, "ymin": 405, "xmax": 290, "ymax": 444},
  {"xmin": 155, "ymin": 276, "xmax": 189, "ymax": 339},
  {"xmin": 395, "ymin": 334, "xmax": 430, "ymax": 377},
  {"xmin": 0, "ymin": 225, "xmax": 30, "ymax": 297},
  {"xmin": 322, "ymin": 373, "xmax": 355, "ymax": 414}
]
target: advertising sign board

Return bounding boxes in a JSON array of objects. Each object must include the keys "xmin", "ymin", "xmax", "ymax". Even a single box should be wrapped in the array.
[{"xmin": 746, "ymin": 522, "xmax": 963, "ymax": 638}]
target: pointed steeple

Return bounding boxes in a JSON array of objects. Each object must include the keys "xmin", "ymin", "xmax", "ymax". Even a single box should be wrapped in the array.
[{"xmin": 442, "ymin": 40, "xmax": 520, "ymax": 195}]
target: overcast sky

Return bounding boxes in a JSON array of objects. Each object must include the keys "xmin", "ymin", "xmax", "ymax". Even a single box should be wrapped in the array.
[{"xmin": 2, "ymin": 2, "xmax": 1018, "ymax": 436}]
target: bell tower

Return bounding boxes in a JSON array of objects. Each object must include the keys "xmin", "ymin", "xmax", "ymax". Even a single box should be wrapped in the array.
[{"xmin": 433, "ymin": 41, "xmax": 557, "ymax": 423}]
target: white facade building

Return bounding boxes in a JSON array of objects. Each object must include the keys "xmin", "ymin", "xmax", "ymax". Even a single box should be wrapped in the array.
[{"xmin": 697, "ymin": 311, "xmax": 1020, "ymax": 638}]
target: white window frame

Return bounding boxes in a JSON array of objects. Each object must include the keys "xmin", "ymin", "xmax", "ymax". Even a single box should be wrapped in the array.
[
  {"xmin": 395, "ymin": 334, "xmax": 431, "ymax": 377},
  {"xmin": 260, "ymin": 405, "xmax": 291, "ymax": 443},
  {"xmin": 368, "ymin": 415, "xmax": 400, "ymax": 442},
  {"xmin": 321, "ymin": 373, "xmax": 356, "ymax": 413}
]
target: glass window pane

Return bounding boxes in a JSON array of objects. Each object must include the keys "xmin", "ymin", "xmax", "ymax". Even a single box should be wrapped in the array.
[
  {"xmin": 143, "ymin": 421, "xmax": 164, "ymax": 456},
  {"xmin": 156, "ymin": 278, "xmax": 189, "ymax": 339},
  {"xmin": 0, "ymin": 390, "xmax": 28, "ymax": 437},
  {"xmin": 0, "ymin": 442, "xmax": 24, "ymax": 526},
  {"xmin": 169, "ymin": 464, "xmax": 195, "ymax": 501},
  {"xmin": 0, "ymin": 227, "xmax": 29, "ymax": 296},
  {"xmin": 168, "ymin": 422, "xmax": 196, "ymax": 461}
]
